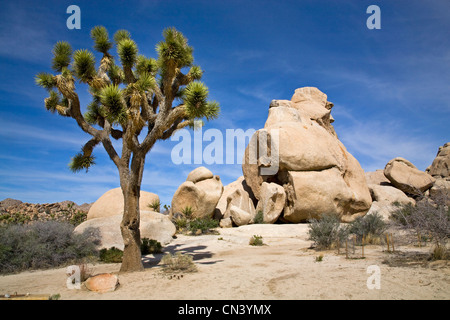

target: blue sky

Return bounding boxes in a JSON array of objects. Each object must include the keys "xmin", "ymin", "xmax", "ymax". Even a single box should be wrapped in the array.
[{"xmin": 0, "ymin": 0, "xmax": 449, "ymax": 206}]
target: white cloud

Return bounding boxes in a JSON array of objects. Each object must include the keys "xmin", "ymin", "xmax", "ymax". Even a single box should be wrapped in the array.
[{"xmin": 335, "ymin": 119, "xmax": 438, "ymax": 172}]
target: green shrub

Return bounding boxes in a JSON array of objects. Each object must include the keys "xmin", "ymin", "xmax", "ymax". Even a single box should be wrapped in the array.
[
  {"xmin": 253, "ymin": 211, "xmax": 265, "ymax": 224},
  {"xmin": 349, "ymin": 212, "xmax": 387, "ymax": 244},
  {"xmin": 249, "ymin": 235, "xmax": 264, "ymax": 246},
  {"xmin": 181, "ymin": 206, "xmax": 194, "ymax": 219},
  {"xmin": 0, "ymin": 221, "xmax": 99, "ymax": 274},
  {"xmin": 0, "ymin": 212, "xmax": 31, "ymax": 225},
  {"xmin": 70, "ymin": 210, "xmax": 87, "ymax": 226},
  {"xmin": 173, "ymin": 216, "xmax": 189, "ymax": 232},
  {"xmin": 390, "ymin": 202, "xmax": 414, "ymax": 226},
  {"xmin": 99, "ymin": 247, "xmax": 123, "ymax": 263},
  {"xmin": 141, "ymin": 238, "xmax": 162, "ymax": 254},
  {"xmin": 148, "ymin": 199, "xmax": 161, "ymax": 212},
  {"xmin": 161, "ymin": 252, "xmax": 197, "ymax": 273},
  {"xmin": 308, "ymin": 214, "xmax": 349, "ymax": 250},
  {"xmin": 188, "ymin": 217, "xmax": 219, "ymax": 234},
  {"xmin": 392, "ymin": 195, "xmax": 450, "ymax": 260}
]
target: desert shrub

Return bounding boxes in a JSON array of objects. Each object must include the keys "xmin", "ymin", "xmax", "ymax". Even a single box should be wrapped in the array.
[
  {"xmin": 69, "ymin": 210, "xmax": 87, "ymax": 226},
  {"xmin": 161, "ymin": 252, "xmax": 197, "ymax": 273},
  {"xmin": 253, "ymin": 211, "xmax": 265, "ymax": 224},
  {"xmin": 308, "ymin": 214, "xmax": 349, "ymax": 250},
  {"xmin": 390, "ymin": 202, "xmax": 414, "ymax": 226},
  {"xmin": 391, "ymin": 194, "xmax": 450, "ymax": 260},
  {"xmin": 148, "ymin": 199, "xmax": 161, "ymax": 212},
  {"xmin": 0, "ymin": 221, "xmax": 99, "ymax": 274},
  {"xmin": 141, "ymin": 238, "xmax": 162, "ymax": 255},
  {"xmin": 249, "ymin": 235, "xmax": 264, "ymax": 246},
  {"xmin": 181, "ymin": 206, "xmax": 194, "ymax": 219},
  {"xmin": 188, "ymin": 217, "xmax": 219, "ymax": 234},
  {"xmin": 349, "ymin": 212, "xmax": 387, "ymax": 244},
  {"xmin": 99, "ymin": 247, "xmax": 123, "ymax": 263},
  {"xmin": 412, "ymin": 199, "xmax": 448, "ymax": 257},
  {"xmin": 0, "ymin": 212, "xmax": 31, "ymax": 225},
  {"xmin": 173, "ymin": 215, "xmax": 189, "ymax": 232}
]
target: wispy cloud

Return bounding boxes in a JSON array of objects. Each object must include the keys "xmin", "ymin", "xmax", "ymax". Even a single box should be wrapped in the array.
[
  {"xmin": 0, "ymin": 4, "xmax": 54, "ymax": 64},
  {"xmin": 335, "ymin": 118, "xmax": 438, "ymax": 172},
  {"xmin": 0, "ymin": 118, "xmax": 90, "ymax": 148}
]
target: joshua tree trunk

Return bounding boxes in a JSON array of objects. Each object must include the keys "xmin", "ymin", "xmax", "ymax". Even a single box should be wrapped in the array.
[{"xmin": 119, "ymin": 154, "xmax": 145, "ymax": 272}]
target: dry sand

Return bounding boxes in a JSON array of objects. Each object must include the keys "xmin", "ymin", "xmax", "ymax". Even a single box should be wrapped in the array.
[{"xmin": 0, "ymin": 224, "xmax": 449, "ymax": 300}]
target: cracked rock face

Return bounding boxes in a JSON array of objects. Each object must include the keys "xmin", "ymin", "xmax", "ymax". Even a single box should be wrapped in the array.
[{"xmin": 242, "ymin": 87, "xmax": 372, "ymax": 223}]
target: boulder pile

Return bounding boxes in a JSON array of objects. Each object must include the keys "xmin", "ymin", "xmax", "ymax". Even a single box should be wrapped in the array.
[
  {"xmin": 366, "ymin": 142, "xmax": 449, "ymax": 219},
  {"xmin": 171, "ymin": 87, "xmax": 449, "ymax": 226},
  {"xmin": 171, "ymin": 87, "xmax": 373, "ymax": 226},
  {"xmin": 0, "ymin": 198, "xmax": 91, "ymax": 224}
]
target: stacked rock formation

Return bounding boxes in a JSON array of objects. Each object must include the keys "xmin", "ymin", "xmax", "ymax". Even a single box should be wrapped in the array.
[
  {"xmin": 171, "ymin": 87, "xmax": 373, "ymax": 226},
  {"xmin": 241, "ymin": 87, "xmax": 372, "ymax": 223},
  {"xmin": 366, "ymin": 142, "xmax": 449, "ymax": 219},
  {"xmin": 170, "ymin": 167, "xmax": 224, "ymax": 219},
  {"xmin": 426, "ymin": 142, "xmax": 450, "ymax": 202},
  {"xmin": 170, "ymin": 87, "xmax": 447, "ymax": 226}
]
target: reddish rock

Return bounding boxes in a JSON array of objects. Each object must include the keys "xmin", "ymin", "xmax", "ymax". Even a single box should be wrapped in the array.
[{"xmin": 85, "ymin": 274, "xmax": 119, "ymax": 293}]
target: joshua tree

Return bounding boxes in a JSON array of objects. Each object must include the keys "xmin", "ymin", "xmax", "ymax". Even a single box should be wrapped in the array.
[{"xmin": 35, "ymin": 27, "xmax": 219, "ymax": 272}]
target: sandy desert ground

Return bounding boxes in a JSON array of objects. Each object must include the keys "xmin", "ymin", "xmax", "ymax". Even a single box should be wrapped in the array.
[{"xmin": 0, "ymin": 224, "xmax": 449, "ymax": 300}]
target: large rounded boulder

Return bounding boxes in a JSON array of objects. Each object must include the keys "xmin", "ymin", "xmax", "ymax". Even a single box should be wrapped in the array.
[
  {"xmin": 74, "ymin": 210, "xmax": 176, "ymax": 249},
  {"xmin": 87, "ymin": 188, "xmax": 159, "ymax": 220},
  {"xmin": 384, "ymin": 157, "xmax": 435, "ymax": 195}
]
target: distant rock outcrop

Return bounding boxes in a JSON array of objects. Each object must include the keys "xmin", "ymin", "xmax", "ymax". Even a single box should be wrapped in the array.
[{"xmin": 0, "ymin": 198, "xmax": 92, "ymax": 224}]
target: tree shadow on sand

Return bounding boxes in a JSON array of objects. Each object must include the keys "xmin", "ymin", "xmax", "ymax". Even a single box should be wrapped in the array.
[{"xmin": 141, "ymin": 243, "xmax": 223, "ymax": 269}]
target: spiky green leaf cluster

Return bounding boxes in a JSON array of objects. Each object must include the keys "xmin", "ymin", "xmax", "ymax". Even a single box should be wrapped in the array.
[
  {"xmin": 35, "ymin": 73, "xmax": 56, "ymax": 91},
  {"xmin": 188, "ymin": 65, "xmax": 203, "ymax": 80},
  {"xmin": 184, "ymin": 81, "xmax": 209, "ymax": 119},
  {"xmin": 117, "ymin": 39, "xmax": 138, "ymax": 67},
  {"xmin": 69, "ymin": 153, "xmax": 96, "ymax": 173},
  {"xmin": 204, "ymin": 101, "xmax": 220, "ymax": 120},
  {"xmin": 107, "ymin": 64, "xmax": 124, "ymax": 85},
  {"xmin": 91, "ymin": 26, "xmax": 113, "ymax": 53},
  {"xmin": 52, "ymin": 41, "xmax": 72, "ymax": 72},
  {"xmin": 113, "ymin": 29, "xmax": 131, "ymax": 44},
  {"xmin": 44, "ymin": 91, "xmax": 60, "ymax": 113},
  {"xmin": 72, "ymin": 49, "xmax": 96, "ymax": 82},
  {"xmin": 84, "ymin": 101, "xmax": 106, "ymax": 125},
  {"xmin": 99, "ymin": 84, "xmax": 126, "ymax": 124},
  {"xmin": 136, "ymin": 72, "xmax": 156, "ymax": 92},
  {"xmin": 183, "ymin": 81, "xmax": 220, "ymax": 120},
  {"xmin": 157, "ymin": 27, "xmax": 193, "ymax": 68},
  {"xmin": 136, "ymin": 55, "xmax": 158, "ymax": 77}
]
